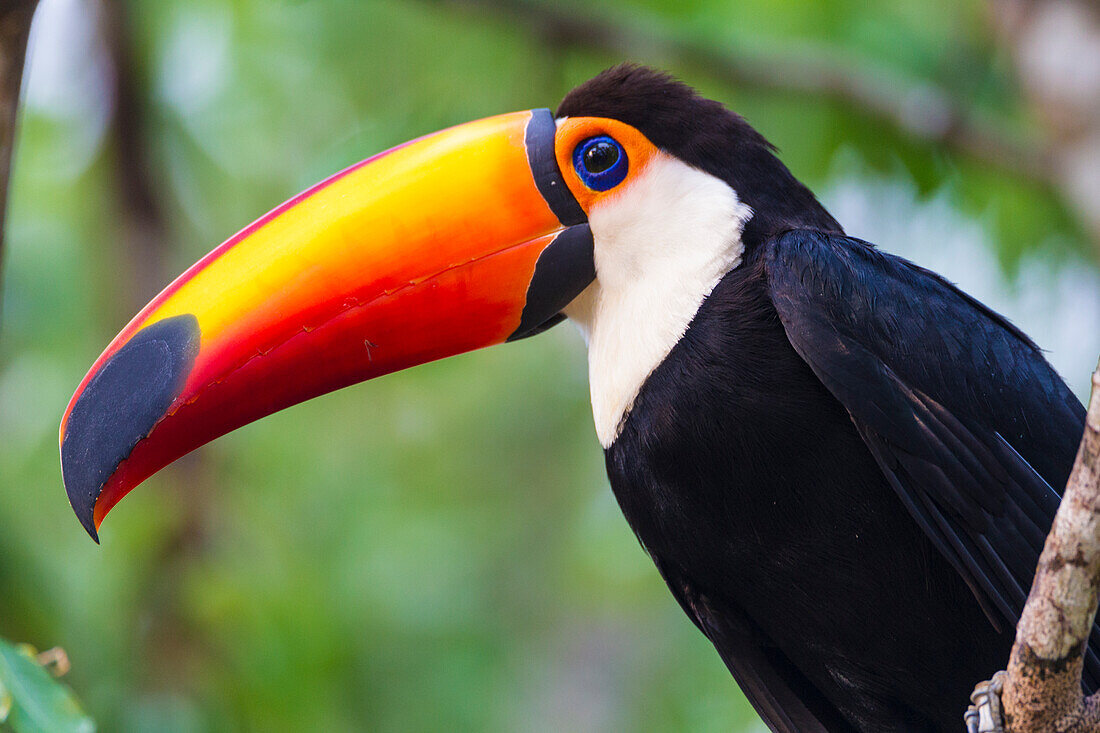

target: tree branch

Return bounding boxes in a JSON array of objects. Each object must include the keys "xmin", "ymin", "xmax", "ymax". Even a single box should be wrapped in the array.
[
  {"xmin": 98, "ymin": 0, "xmax": 170, "ymax": 313},
  {"xmin": 94, "ymin": 0, "xmax": 214, "ymax": 694},
  {"xmin": 971, "ymin": 361, "xmax": 1100, "ymax": 731},
  {"xmin": 431, "ymin": 0, "xmax": 1055, "ymax": 187},
  {"xmin": 996, "ymin": 359, "xmax": 1100, "ymax": 731},
  {"xmin": 984, "ymin": 0, "xmax": 1100, "ymax": 255},
  {"xmin": 0, "ymin": 0, "xmax": 38, "ymax": 317}
]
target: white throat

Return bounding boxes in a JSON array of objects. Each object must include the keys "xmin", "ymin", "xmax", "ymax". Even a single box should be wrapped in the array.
[{"xmin": 564, "ymin": 152, "xmax": 753, "ymax": 448}]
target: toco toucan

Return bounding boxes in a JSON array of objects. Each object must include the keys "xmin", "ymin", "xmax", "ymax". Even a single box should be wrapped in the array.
[{"xmin": 60, "ymin": 65, "xmax": 1091, "ymax": 731}]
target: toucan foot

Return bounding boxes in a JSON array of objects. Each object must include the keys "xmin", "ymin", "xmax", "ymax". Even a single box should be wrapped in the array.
[{"xmin": 965, "ymin": 670, "xmax": 1006, "ymax": 733}]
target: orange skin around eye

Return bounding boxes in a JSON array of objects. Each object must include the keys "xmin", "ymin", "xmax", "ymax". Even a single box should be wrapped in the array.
[{"xmin": 554, "ymin": 117, "xmax": 660, "ymax": 213}]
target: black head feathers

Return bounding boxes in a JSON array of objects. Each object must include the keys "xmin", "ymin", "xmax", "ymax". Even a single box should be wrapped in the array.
[
  {"xmin": 558, "ymin": 65, "xmax": 842, "ymax": 243},
  {"xmin": 558, "ymin": 65, "xmax": 777, "ymax": 166}
]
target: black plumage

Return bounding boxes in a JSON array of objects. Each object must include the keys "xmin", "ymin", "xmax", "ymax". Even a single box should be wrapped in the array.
[{"xmin": 560, "ymin": 66, "xmax": 1090, "ymax": 731}]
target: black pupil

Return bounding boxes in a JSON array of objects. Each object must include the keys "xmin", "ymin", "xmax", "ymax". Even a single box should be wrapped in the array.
[{"xmin": 584, "ymin": 141, "xmax": 619, "ymax": 174}]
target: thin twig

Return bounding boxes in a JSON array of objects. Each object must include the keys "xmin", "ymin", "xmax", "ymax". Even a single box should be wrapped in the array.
[{"xmin": 34, "ymin": 646, "xmax": 71, "ymax": 678}]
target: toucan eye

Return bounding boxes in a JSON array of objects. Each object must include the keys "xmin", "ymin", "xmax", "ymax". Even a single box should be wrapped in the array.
[{"xmin": 573, "ymin": 136, "xmax": 628, "ymax": 191}]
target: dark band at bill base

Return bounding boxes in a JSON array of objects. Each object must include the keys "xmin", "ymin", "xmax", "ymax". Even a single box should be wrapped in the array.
[{"xmin": 524, "ymin": 108, "xmax": 587, "ymax": 227}]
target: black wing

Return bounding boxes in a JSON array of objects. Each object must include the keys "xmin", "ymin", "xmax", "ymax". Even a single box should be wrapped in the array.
[{"xmin": 763, "ymin": 229, "xmax": 1095, "ymax": 685}]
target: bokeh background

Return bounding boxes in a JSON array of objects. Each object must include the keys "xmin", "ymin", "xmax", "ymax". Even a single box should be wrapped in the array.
[{"xmin": 3, "ymin": 0, "xmax": 1100, "ymax": 730}]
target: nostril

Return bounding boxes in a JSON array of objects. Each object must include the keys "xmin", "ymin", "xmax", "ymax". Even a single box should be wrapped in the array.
[{"xmin": 61, "ymin": 314, "xmax": 200, "ymax": 540}]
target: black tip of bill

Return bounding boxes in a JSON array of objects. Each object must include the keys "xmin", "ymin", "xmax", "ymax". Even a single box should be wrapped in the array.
[{"xmin": 60, "ymin": 314, "xmax": 200, "ymax": 543}]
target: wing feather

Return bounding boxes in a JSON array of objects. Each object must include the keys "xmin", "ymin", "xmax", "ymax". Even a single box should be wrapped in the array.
[{"xmin": 763, "ymin": 229, "xmax": 1095, "ymax": 687}]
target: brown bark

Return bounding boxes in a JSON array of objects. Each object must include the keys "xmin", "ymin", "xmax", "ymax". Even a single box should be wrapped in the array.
[
  {"xmin": 0, "ymin": 0, "xmax": 38, "ymax": 317},
  {"xmin": 971, "ymin": 361, "xmax": 1100, "ymax": 731}
]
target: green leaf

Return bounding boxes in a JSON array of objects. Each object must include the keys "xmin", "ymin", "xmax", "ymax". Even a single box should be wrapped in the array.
[
  {"xmin": 0, "ymin": 642, "xmax": 93, "ymax": 733},
  {"xmin": 0, "ymin": 678, "xmax": 11, "ymax": 723}
]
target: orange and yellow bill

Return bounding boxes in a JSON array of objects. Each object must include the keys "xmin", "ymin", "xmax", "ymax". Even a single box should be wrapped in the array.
[{"xmin": 60, "ymin": 108, "xmax": 593, "ymax": 540}]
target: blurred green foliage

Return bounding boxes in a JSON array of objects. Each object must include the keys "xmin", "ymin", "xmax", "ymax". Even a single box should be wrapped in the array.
[
  {"xmin": 1, "ymin": 0, "xmax": 1097, "ymax": 731},
  {"xmin": 0, "ymin": 640, "xmax": 93, "ymax": 732}
]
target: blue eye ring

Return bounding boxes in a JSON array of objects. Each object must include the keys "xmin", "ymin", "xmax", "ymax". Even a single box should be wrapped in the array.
[{"xmin": 572, "ymin": 136, "xmax": 629, "ymax": 191}]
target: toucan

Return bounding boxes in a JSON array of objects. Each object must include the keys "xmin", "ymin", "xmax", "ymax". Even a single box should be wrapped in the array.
[{"xmin": 59, "ymin": 65, "xmax": 1090, "ymax": 731}]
